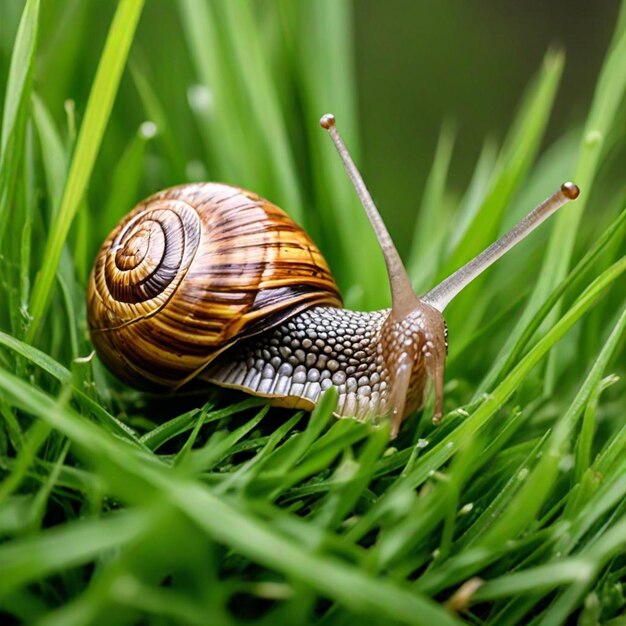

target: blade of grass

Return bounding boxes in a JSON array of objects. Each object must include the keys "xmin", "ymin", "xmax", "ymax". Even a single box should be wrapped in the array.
[
  {"xmin": 445, "ymin": 138, "xmax": 498, "ymax": 254},
  {"xmin": 256, "ymin": 387, "xmax": 337, "ymax": 476},
  {"xmin": 130, "ymin": 62, "xmax": 187, "ymax": 182},
  {"xmin": 25, "ymin": 440, "xmax": 70, "ymax": 533},
  {"xmin": 443, "ymin": 50, "xmax": 563, "ymax": 272},
  {"xmin": 0, "ymin": 509, "xmax": 154, "ymax": 595},
  {"xmin": 184, "ymin": 405, "xmax": 269, "ymax": 474},
  {"xmin": 0, "ymin": 331, "xmax": 143, "ymax": 446},
  {"xmin": 479, "ymin": 307, "xmax": 626, "ymax": 548},
  {"xmin": 533, "ymin": 6, "xmax": 626, "ymax": 307},
  {"xmin": 408, "ymin": 121, "xmax": 456, "ymax": 293},
  {"xmin": 26, "ymin": 0, "xmax": 145, "ymax": 342},
  {"xmin": 140, "ymin": 398, "xmax": 263, "ymax": 451},
  {"xmin": 455, "ymin": 432, "xmax": 549, "ymax": 549},
  {"xmin": 32, "ymin": 93, "xmax": 67, "ymax": 214},
  {"xmin": 314, "ymin": 424, "xmax": 389, "ymax": 530},
  {"xmin": 0, "ymin": 420, "xmax": 51, "ymax": 501},
  {"xmin": 477, "ymin": 207, "xmax": 626, "ymax": 396},
  {"xmin": 0, "ymin": 371, "xmax": 463, "ymax": 626},
  {"xmin": 0, "ymin": 0, "xmax": 39, "ymax": 160},
  {"xmin": 574, "ymin": 374, "xmax": 619, "ymax": 483},
  {"xmin": 177, "ymin": 0, "xmax": 256, "ymax": 184},
  {"xmin": 440, "ymin": 50, "xmax": 563, "ymax": 337},
  {"xmin": 283, "ymin": 0, "xmax": 388, "ymax": 304},
  {"xmin": 347, "ymin": 256, "xmax": 626, "ymax": 542},
  {"xmin": 0, "ymin": 0, "xmax": 39, "ymax": 247},
  {"xmin": 471, "ymin": 514, "xmax": 626, "ymax": 625},
  {"xmin": 414, "ymin": 307, "xmax": 626, "ymax": 595},
  {"xmin": 100, "ymin": 121, "xmax": 156, "ymax": 231},
  {"xmin": 213, "ymin": 412, "xmax": 304, "ymax": 495},
  {"xmin": 218, "ymin": 0, "xmax": 304, "ymax": 220},
  {"xmin": 559, "ymin": 465, "xmax": 626, "ymax": 555},
  {"xmin": 501, "ymin": 7, "xmax": 626, "ymax": 391}
]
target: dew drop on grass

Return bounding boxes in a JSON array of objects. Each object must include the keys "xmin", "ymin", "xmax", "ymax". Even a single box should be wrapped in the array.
[
  {"xmin": 559, "ymin": 454, "xmax": 575, "ymax": 472},
  {"xmin": 187, "ymin": 84, "xmax": 213, "ymax": 113},
  {"xmin": 584, "ymin": 129, "xmax": 602, "ymax": 147},
  {"xmin": 459, "ymin": 502, "xmax": 474, "ymax": 515},
  {"xmin": 139, "ymin": 120, "xmax": 158, "ymax": 139}
]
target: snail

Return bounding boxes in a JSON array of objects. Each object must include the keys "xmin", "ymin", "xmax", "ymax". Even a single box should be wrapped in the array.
[{"xmin": 87, "ymin": 114, "xmax": 579, "ymax": 437}]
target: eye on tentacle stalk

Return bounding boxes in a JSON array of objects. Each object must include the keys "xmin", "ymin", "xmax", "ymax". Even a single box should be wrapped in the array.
[
  {"xmin": 320, "ymin": 113, "xmax": 579, "ymax": 437},
  {"xmin": 321, "ymin": 113, "xmax": 449, "ymax": 436}
]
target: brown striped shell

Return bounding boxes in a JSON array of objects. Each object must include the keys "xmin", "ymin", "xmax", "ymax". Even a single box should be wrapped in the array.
[{"xmin": 87, "ymin": 183, "xmax": 342, "ymax": 389}]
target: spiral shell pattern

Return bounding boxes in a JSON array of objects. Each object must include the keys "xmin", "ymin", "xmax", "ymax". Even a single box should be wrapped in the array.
[
  {"xmin": 96, "ymin": 200, "xmax": 201, "ymax": 316},
  {"xmin": 88, "ymin": 183, "xmax": 342, "ymax": 389}
]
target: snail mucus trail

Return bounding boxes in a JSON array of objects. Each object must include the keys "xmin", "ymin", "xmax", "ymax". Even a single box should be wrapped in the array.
[{"xmin": 88, "ymin": 113, "xmax": 579, "ymax": 438}]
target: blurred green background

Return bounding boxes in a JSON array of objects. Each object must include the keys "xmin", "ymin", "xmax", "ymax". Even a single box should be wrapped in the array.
[
  {"xmin": 355, "ymin": 1, "xmax": 622, "ymax": 252},
  {"xmin": 1, "ymin": 0, "xmax": 621, "ymax": 267}
]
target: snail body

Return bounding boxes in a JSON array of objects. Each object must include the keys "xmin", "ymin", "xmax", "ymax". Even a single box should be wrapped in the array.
[
  {"xmin": 206, "ymin": 305, "xmax": 442, "ymax": 422},
  {"xmin": 88, "ymin": 114, "xmax": 579, "ymax": 437}
]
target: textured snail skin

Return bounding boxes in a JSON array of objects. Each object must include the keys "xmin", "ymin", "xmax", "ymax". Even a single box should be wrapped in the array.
[
  {"xmin": 206, "ymin": 307, "xmax": 391, "ymax": 417},
  {"xmin": 206, "ymin": 304, "xmax": 445, "ymax": 424}
]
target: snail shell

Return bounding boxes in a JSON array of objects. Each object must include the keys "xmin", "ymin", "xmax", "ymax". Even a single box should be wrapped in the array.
[{"xmin": 87, "ymin": 183, "xmax": 342, "ymax": 389}]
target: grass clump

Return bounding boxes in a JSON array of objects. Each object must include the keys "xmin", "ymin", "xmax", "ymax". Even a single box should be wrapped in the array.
[{"xmin": 1, "ymin": 2, "xmax": 625, "ymax": 625}]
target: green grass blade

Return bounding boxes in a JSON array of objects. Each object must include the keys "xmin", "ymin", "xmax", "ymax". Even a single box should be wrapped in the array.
[
  {"xmin": 445, "ymin": 138, "xmax": 498, "ymax": 254},
  {"xmin": 184, "ymin": 405, "xmax": 269, "ymax": 474},
  {"xmin": 408, "ymin": 121, "xmax": 456, "ymax": 292},
  {"xmin": 0, "ymin": 331, "xmax": 143, "ymax": 445},
  {"xmin": 0, "ymin": 420, "xmax": 51, "ymax": 501},
  {"xmin": 0, "ymin": 0, "xmax": 39, "ymax": 247},
  {"xmin": 532, "ymin": 17, "xmax": 626, "ymax": 308},
  {"xmin": 472, "ymin": 515, "xmax": 626, "ymax": 624},
  {"xmin": 177, "ymin": 0, "xmax": 256, "ymax": 185},
  {"xmin": 130, "ymin": 63, "xmax": 187, "ymax": 182},
  {"xmin": 574, "ymin": 373, "xmax": 619, "ymax": 483},
  {"xmin": 0, "ymin": 0, "xmax": 39, "ymax": 160},
  {"xmin": 441, "ymin": 50, "xmax": 563, "ymax": 273},
  {"xmin": 0, "ymin": 371, "xmax": 463, "ymax": 626},
  {"xmin": 314, "ymin": 424, "xmax": 389, "ymax": 530},
  {"xmin": 283, "ymin": 0, "xmax": 388, "ymax": 304},
  {"xmin": 217, "ymin": 1, "xmax": 303, "ymax": 220},
  {"xmin": 0, "ymin": 510, "xmax": 153, "ymax": 595},
  {"xmin": 477, "ymin": 206, "xmax": 626, "ymax": 396},
  {"xmin": 440, "ymin": 50, "xmax": 563, "ymax": 337},
  {"xmin": 478, "ymin": 307, "xmax": 626, "ymax": 548},
  {"xmin": 100, "ymin": 121, "xmax": 155, "ymax": 231},
  {"xmin": 560, "ymin": 465, "xmax": 626, "ymax": 554},
  {"xmin": 26, "ymin": 0, "xmax": 145, "ymax": 342},
  {"xmin": 256, "ymin": 387, "xmax": 337, "ymax": 476},
  {"xmin": 348, "ymin": 256, "xmax": 626, "ymax": 544},
  {"xmin": 140, "ymin": 398, "xmax": 263, "ymax": 451},
  {"xmin": 32, "ymin": 93, "xmax": 68, "ymax": 213}
]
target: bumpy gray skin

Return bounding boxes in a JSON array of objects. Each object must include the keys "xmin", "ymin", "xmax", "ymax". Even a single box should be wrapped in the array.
[{"xmin": 204, "ymin": 306, "xmax": 392, "ymax": 420}]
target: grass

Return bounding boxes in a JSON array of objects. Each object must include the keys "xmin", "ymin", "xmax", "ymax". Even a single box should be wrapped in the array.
[{"xmin": 0, "ymin": 2, "xmax": 625, "ymax": 625}]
